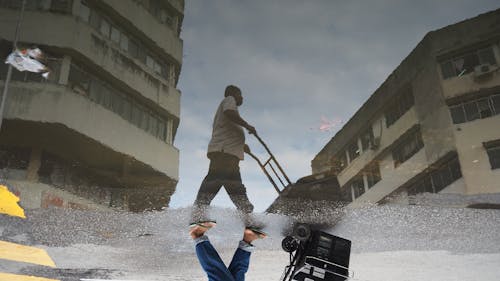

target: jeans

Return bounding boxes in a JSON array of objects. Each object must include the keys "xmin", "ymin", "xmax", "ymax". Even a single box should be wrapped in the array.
[{"xmin": 195, "ymin": 236, "xmax": 253, "ymax": 281}]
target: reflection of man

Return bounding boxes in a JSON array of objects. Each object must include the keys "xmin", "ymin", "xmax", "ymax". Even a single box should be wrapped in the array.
[
  {"xmin": 191, "ymin": 85, "xmax": 256, "ymax": 225},
  {"xmin": 190, "ymin": 222, "xmax": 266, "ymax": 281}
]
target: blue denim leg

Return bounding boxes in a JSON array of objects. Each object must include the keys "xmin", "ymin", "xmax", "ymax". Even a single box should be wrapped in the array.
[
  {"xmin": 228, "ymin": 241, "xmax": 253, "ymax": 281},
  {"xmin": 195, "ymin": 236, "xmax": 235, "ymax": 281}
]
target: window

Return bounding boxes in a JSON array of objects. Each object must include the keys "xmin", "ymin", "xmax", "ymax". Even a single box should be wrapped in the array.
[
  {"xmin": 393, "ymin": 128, "xmax": 424, "ymax": 167},
  {"xmin": 161, "ymin": 10, "xmax": 175, "ymax": 27},
  {"xmin": 0, "ymin": 0, "xmax": 22, "ymax": 9},
  {"xmin": 137, "ymin": 46, "xmax": 147, "ymax": 64},
  {"xmin": 89, "ymin": 80, "xmax": 101, "ymax": 103},
  {"xmin": 484, "ymin": 141, "xmax": 500, "ymax": 170},
  {"xmin": 360, "ymin": 127, "xmax": 374, "ymax": 151},
  {"xmin": 78, "ymin": 1, "xmax": 91, "ymax": 22},
  {"xmin": 450, "ymin": 105, "xmax": 466, "ymax": 124},
  {"xmin": 158, "ymin": 120, "xmax": 166, "ymax": 141},
  {"xmin": 77, "ymin": 3, "xmax": 176, "ymax": 84},
  {"xmin": 463, "ymin": 101, "xmax": 479, "ymax": 121},
  {"xmin": 148, "ymin": 0, "xmax": 176, "ymax": 28},
  {"xmin": 154, "ymin": 61, "xmax": 162, "ymax": 75},
  {"xmin": 110, "ymin": 26, "xmax": 121, "ymax": 44},
  {"xmin": 351, "ymin": 177, "xmax": 365, "ymax": 199},
  {"xmin": 431, "ymin": 170, "xmax": 446, "ymax": 192},
  {"xmin": 131, "ymin": 105, "xmax": 142, "ymax": 127},
  {"xmin": 148, "ymin": 115, "xmax": 158, "ymax": 136},
  {"xmin": 141, "ymin": 112, "xmax": 150, "ymax": 131},
  {"xmin": 161, "ymin": 64, "xmax": 169, "ymax": 80},
  {"xmin": 68, "ymin": 63, "xmax": 172, "ymax": 142},
  {"xmin": 37, "ymin": 0, "xmax": 51, "ymax": 10},
  {"xmin": 0, "ymin": 0, "xmax": 52, "ymax": 11},
  {"xmin": 450, "ymin": 158, "xmax": 462, "ymax": 180},
  {"xmin": 121, "ymin": 99, "xmax": 132, "ymax": 120},
  {"xmin": 440, "ymin": 47, "xmax": 497, "ymax": 79},
  {"xmin": 477, "ymin": 98, "xmax": 493, "ymax": 118},
  {"xmin": 440, "ymin": 61, "xmax": 455, "ymax": 79},
  {"xmin": 365, "ymin": 163, "xmax": 381, "ymax": 189},
  {"xmin": 347, "ymin": 141, "xmax": 360, "ymax": 163},
  {"xmin": 341, "ymin": 186, "xmax": 353, "ymax": 203},
  {"xmin": 343, "ymin": 161, "xmax": 382, "ymax": 201},
  {"xmin": 491, "ymin": 95, "xmax": 500, "ymax": 114},
  {"xmin": 120, "ymin": 34, "xmax": 129, "ymax": 51},
  {"xmin": 50, "ymin": 0, "xmax": 71, "ymax": 13},
  {"xmin": 110, "ymin": 90, "xmax": 123, "ymax": 114},
  {"xmin": 407, "ymin": 156, "xmax": 462, "ymax": 195},
  {"xmin": 330, "ymin": 151, "xmax": 348, "ymax": 173},
  {"xmin": 449, "ymin": 94, "xmax": 500, "ymax": 124},
  {"xmin": 128, "ymin": 40, "xmax": 139, "ymax": 58},
  {"xmin": 146, "ymin": 55, "xmax": 155, "ymax": 69},
  {"xmin": 385, "ymin": 88, "xmax": 414, "ymax": 127},
  {"xmin": 90, "ymin": 10, "xmax": 101, "ymax": 29},
  {"xmin": 100, "ymin": 19, "xmax": 111, "ymax": 37},
  {"xmin": 408, "ymin": 177, "xmax": 433, "ymax": 195},
  {"xmin": 100, "ymin": 84, "xmax": 112, "ymax": 108},
  {"xmin": 68, "ymin": 65, "xmax": 91, "ymax": 93},
  {"xmin": 431, "ymin": 159, "xmax": 462, "ymax": 193}
]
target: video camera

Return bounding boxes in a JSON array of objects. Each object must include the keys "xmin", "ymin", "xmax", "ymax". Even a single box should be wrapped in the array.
[{"xmin": 280, "ymin": 224, "xmax": 352, "ymax": 281}]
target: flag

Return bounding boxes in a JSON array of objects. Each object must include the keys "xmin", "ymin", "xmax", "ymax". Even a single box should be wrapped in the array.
[{"xmin": 5, "ymin": 47, "xmax": 50, "ymax": 79}]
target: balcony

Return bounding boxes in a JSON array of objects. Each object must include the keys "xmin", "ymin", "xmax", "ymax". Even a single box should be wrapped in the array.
[
  {"xmin": 0, "ymin": 8, "xmax": 181, "ymax": 119},
  {"xmin": 1, "ymin": 81, "xmax": 179, "ymax": 181},
  {"xmin": 96, "ymin": 0, "xmax": 183, "ymax": 62},
  {"xmin": 441, "ymin": 66, "xmax": 500, "ymax": 100}
]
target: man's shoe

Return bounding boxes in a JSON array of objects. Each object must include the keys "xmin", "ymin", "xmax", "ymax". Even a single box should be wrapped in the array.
[{"xmin": 189, "ymin": 221, "xmax": 216, "ymax": 239}]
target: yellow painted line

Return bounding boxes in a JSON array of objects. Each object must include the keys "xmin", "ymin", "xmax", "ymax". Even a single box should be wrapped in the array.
[
  {"xmin": 0, "ymin": 272, "xmax": 59, "ymax": 281},
  {"xmin": 0, "ymin": 241, "xmax": 56, "ymax": 267},
  {"xmin": 0, "ymin": 185, "xmax": 26, "ymax": 219}
]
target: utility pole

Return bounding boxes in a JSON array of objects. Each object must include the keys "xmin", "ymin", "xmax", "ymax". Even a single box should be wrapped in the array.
[{"xmin": 0, "ymin": 0, "xmax": 27, "ymax": 131}]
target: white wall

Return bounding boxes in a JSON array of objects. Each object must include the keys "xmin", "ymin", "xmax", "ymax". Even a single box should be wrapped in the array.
[{"xmin": 453, "ymin": 115, "xmax": 500, "ymax": 194}]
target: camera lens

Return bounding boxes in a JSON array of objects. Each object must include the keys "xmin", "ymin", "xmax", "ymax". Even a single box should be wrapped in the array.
[
  {"xmin": 281, "ymin": 236, "xmax": 298, "ymax": 252},
  {"xmin": 293, "ymin": 224, "xmax": 311, "ymax": 241}
]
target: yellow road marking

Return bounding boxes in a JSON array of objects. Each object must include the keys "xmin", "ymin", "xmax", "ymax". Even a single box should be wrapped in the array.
[
  {"xmin": 0, "ymin": 272, "xmax": 59, "ymax": 281},
  {"xmin": 0, "ymin": 185, "xmax": 26, "ymax": 219},
  {"xmin": 0, "ymin": 241, "xmax": 56, "ymax": 267}
]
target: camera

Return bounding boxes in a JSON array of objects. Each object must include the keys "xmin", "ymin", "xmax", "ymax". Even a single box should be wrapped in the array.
[{"xmin": 280, "ymin": 224, "xmax": 351, "ymax": 281}]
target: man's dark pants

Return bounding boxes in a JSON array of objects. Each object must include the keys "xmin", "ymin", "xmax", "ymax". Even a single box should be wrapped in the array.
[{"xmin": 192, "ymin": 152, "xmax": 254, "ymax": 223}]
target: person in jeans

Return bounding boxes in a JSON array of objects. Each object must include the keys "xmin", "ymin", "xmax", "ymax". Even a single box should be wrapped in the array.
[
  {"xmin": 190, "ymin": 222, "xmax": 266, "ymax": 281},
  {"xmin": 191, "ymin": 85, "xmax": 258, "ymax": 226}
]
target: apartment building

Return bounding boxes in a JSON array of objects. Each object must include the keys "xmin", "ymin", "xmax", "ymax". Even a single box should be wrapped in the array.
[
  {"xmin": 0, "ymin": 0, "xmax": 184, "ymax": 211},
  {"xmin": 311, "ymin": 9, "xmax": 500, "ymax": 207}
]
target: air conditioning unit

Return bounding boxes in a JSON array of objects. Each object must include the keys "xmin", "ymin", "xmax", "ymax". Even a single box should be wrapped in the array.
[
  {"xmin": 473, "ymin": 63, "xmax": 496, "ymax": 78},
  {"xmin": 370, "ymin": 137, "xmax": 381, "ymax": 150}
]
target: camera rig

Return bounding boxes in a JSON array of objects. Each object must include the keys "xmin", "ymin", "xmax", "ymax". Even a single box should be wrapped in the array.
[{"xmin": 280, "ymin": 224, "xmax": 352, "ymax": 281}]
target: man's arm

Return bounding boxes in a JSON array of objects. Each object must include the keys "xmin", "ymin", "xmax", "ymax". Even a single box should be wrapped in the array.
[{"xmin": 224, "ymin": 110, "xmax": 256, "ymax": 135}]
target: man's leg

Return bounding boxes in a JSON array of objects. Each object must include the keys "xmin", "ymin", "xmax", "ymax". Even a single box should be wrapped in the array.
[
  {"xmin": 191, "ymin": 153, "xmax": 229, "ymax": 223},
  {"xmin": 228, "ymin": 228, "xmax": 266, "ymax": 281},
  {"xmin": 190, "ymin": 223, "xmax": 235, "ymax": 281},
  {"xmin": 220, "ymin": 156, "xmax": 255, "ymax": 224},
  {"xmin": 224, "ymin": 181, "xmax": 254, "ymax": 214},
  {"xmin": 191, "ymin": 176, "xmax": 222, "ymax": 223},
  {"xmin": 224, "ymin": 179, "xmax": 262, "ymax": 228}
]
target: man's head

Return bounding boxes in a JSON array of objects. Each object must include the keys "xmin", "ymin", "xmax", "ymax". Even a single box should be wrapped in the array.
[{"xmin": 224, "ymin": 85, "xmax": 243, "ymax": 106}]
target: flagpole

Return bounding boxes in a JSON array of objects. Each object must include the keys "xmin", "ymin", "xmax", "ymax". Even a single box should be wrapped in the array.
[{"xmin": 0, "ymin": 0, "xmax": 27, "ymax": 132}]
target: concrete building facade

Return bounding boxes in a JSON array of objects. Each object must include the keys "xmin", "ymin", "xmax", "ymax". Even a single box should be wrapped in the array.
[
  {"xmin": 0, "ymin": 0, "xmax": 184, "ymax": 211},
  {"xmin": 311, "ymin": 9, "xmax": 500, "ymax": 207}
]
